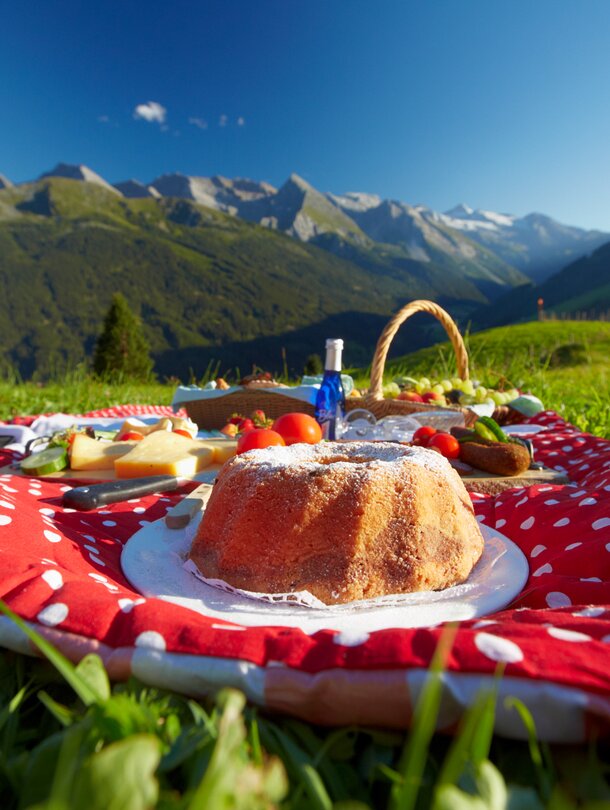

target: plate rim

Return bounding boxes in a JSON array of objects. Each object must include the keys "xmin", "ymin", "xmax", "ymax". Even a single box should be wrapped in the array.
[{"xmin": 121, "ymin": 513, "xmax": 529, "ymax": 633}]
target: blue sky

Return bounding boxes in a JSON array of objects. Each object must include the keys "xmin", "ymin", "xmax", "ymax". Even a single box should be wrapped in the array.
[{"xmin": 2, "ymin": 0, "xmax": 609, "ymax": 229}]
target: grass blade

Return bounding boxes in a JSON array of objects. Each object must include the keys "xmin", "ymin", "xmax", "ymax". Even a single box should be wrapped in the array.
[
  {"xmin": 258, "ymin": 719, "xmax": 332, "ymax": 810},
  {"xmin": 505, "ymin": 697, "xmax": 554, "ymax": 801},
  {"xmin": 389, "ymin": 624, "xmax": 457, "ymax": 810}
]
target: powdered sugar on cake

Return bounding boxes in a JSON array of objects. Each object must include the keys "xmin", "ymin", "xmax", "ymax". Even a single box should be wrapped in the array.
[{"xmin": 234, "ymin": 440, "xmax": 452, "ymax": 476}]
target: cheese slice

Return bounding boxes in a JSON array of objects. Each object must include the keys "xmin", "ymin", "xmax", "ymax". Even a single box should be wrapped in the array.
[
  {"xmin": 114, "ymin": 431, "xmax": 214, "ymax": 479},
  {"xmin": 196, "ymin": 438, "xmax": 237, "ymax": 465},
  {"xmin": 117, "ymin": 415, "xmax": 198, "ymax": 439},
  {"xmin": 69, "ymin": 434, "xmax": 138, "ymax": 471}
]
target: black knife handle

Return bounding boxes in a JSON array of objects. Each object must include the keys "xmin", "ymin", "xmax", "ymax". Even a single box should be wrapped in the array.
[{"xmin": 62, "ymin": 475, "xmax": 182, "ymax": 511}]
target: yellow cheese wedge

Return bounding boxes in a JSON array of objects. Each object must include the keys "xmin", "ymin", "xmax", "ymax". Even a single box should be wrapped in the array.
[
  {"xmin": 196, "ymin": 438, "xmax": 237, "ymax": 465},
  {"xmin": 117, "ymin": 415, "xmax": 198, "ymax": 438},
  {"xmin": 69, "ymin": 434, "xmax": 138, "ymax": 470},
  {"xmin": 117, "ymin": 417, "xmax": 158, "ymax": 437},
  {"xmin": 114, "ymin": 431, "xmax": 214, "ymax": 479}
]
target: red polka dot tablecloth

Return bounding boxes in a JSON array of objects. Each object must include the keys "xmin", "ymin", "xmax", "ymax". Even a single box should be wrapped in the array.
[{"xmin": 2, "ymin": 406, "xmax": 610, "ymax": 742}]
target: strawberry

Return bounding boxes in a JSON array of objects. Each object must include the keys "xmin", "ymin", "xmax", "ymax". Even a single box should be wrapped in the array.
[
  {"xmin": 220, "ymin": 423, "xmax": 239, "ymax": 437},
  {"xmin": 251, "ymin": 409, "xmax": 273, "ymax": 428}
]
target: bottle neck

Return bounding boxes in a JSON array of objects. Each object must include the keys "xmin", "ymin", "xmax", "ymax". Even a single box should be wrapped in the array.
[{"xmin": 324, "ymin": 347, "xmax": 342, "ymax": 372}]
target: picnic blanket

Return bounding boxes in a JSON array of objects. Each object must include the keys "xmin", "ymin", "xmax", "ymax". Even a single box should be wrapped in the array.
[{"xmin": 1, "ymin": 406, "xmax": 610, "ymax": 742}]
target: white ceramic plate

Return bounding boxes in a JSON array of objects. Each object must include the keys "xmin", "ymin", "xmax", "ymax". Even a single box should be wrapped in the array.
[
  {"xmin": 502, "ymin": 424, "xmax": 546, "ymax": 437},
  {"xmin": 121, "ymin": 514, "xmax": 528, "ymax": 634}
]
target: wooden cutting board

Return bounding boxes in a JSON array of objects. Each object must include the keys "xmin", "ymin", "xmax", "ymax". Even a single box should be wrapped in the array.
[
  {"xmin": 2, "ymin": 460, "xmax": 568, "ymax": 496},
  {"xmin": 460, "ymin": 467, "xmax": 568, "ymax": 495},
  {"xmin": 0, "ymin": 437, "xmax": 235, "ymax": 483},
  {"xmin": 0, "ymin": 463, "xmax": 225, "ymax": 484}
]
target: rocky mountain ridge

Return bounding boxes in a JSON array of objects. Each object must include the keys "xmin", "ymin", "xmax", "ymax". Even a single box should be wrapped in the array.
[{"xmin": 10, "ymin": 162, "xmax": 608, "ymax": 288}]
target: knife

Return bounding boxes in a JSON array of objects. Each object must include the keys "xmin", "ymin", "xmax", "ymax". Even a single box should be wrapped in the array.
[{"xmin": 62, "ymin": 475, "xmax": 188, "ymax": 511}]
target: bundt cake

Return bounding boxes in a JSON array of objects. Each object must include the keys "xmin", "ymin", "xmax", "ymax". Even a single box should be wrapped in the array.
[{"xmin": 188, "ymin": 441, "xmax": 485, "ymax": 605}]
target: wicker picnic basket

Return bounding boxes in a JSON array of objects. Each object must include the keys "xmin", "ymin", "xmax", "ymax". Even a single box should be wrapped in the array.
[
  {"xmin": 185, "ymin": 299, "xmax": 473, "ymax": 430},
  {"xmin": 184, "ymin": 387, "xmax": 316, "ymax": 431},
  {"xmin": 345, "ymin": 299, "xmax": 476, "ymax": 424}
]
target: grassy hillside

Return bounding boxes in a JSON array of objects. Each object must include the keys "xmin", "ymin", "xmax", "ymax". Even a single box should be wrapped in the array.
[
  {"xmin": 2, "ymin": 320, "xmax": 610, "ymax": 436},
  {"xmin": 0, "ymin": 178, "xmax": 527, "ymax": 381},
  {"xmin": 472, "ymin": 240, "xmax": 610, "ymax": 329},
  {"xmin": 352, "ymin": 320, "xmax": 610, "ymax": 436}
]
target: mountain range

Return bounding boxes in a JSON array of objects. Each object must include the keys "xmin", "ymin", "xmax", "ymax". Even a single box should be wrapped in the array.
[{"xmin": 1, "ymin": 162, "xmax": 608, "ymax": 380}]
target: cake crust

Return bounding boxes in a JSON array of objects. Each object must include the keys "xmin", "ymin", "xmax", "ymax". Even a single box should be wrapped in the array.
[{"xmin": 189, "ymin": 441, "xmax": 485, "ymax": 605}]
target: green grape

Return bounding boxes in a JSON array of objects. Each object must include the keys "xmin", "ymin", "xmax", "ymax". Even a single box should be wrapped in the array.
[
  {"xmin": 459, "ymin": 393, "xmax": 475, "ymax": 405},
  {"xmin": 461, "ymin": 383, "xmax": 474, "ymax": 396},
  {"xmin": 490, "ymin": 391, "xmax": 504, "ymax": 406},
  {"xmin": 419, "ymin": 377, "xmax": 431, "ymax": 389},
  {"xmin": 383, "ymin": 382, "xmax": 401, "ymax": 397},
  {"xmin": 440, "ymin": 379, "xmax": 453, "ymax": 392},
  {"xmin": 432, "ymin": 384, "xmax": 445, "ymax": 395},
  {"xmin": 415, "ymin": 382, "xmax": 426, "ymax": 394},
  {"xmin": 451, "ymin": 377, "xmax": 463, "ymax": 388}
]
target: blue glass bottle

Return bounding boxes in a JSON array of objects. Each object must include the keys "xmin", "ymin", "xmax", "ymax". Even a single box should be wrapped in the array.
[{"xmin": 315, "ymin": 339, "xmax": 346, "ymax": 441}]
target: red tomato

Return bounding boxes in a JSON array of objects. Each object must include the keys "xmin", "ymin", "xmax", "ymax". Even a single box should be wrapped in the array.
[
  {"xmin": 236, "ymin": 428, "xmax": 286, "ymax": 454},
  {"xmin": 173, "ymin": 428, "xmax": 193, "ymax": 438},
  {"xmin": 427, "ymin": 432, "xmax": 460, "ymax": 459},
  {"xmin": 117, "ymin": 431, "xmax": 144, "ymax": 442},
  {"xmin": 271, "ymin": 413, "xmax": 323, "ymax": 445},
  {"xmin": 412, "ymin": 426, "xmax": 437, "ymax": 446}
]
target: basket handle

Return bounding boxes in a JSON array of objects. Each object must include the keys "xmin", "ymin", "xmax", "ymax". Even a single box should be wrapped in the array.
[{"xmin": 368, "ymin": 299, "xmax": 469, "ymax": 399}]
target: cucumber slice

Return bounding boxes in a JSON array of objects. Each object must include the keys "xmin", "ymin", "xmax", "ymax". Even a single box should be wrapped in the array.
[{"xmin": 21, "ymin": 446, "xmax": 69, "ymax": 476}]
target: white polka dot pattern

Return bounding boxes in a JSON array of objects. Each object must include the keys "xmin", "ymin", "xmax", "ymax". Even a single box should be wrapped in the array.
[
  {"xmin": 474, "ymin": 632, "xmax": 524, "ymax": 663},
  {"xmin": 118, "ymin": 598, "xmax": 146, "ymax": 613},
  {"xmin": 520, "ymin": 516, "xmax": 535, "ymax": 530},
  {"xmin": 2, "ymin": 406, "xmax": 610, "ymax": 734},
  {"xmin": 37, "ymin": 603, "xmax": 69, "ymax": 626},
  {"xmin": 135, "ymin": 631, "xmax": 167, "ymax": 650},
  {"xmin": 592, "ymin": 518, "xmax": 610, "ymax": 531},
  {"xmin": 41, "ymin": 570, "xmax": 63, "ymax": 590},
  {"xmin": 334, "ymin": 630, "xmax": 371, "ymax": 647},
  {"xmin": 546, "ymin": 627, "xmax": 592, "ymax": 643},
  {"xmin": 546, "ymin": 592, "xmax": 572, "ymax": 608}
]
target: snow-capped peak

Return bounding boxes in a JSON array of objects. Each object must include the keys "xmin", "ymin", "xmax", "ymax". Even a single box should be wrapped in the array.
[
  {"xmin": 445, "ymin": 203, "xmax": 474, "ymax": 217},
  {"xmin": 327, "ymin": 191, "xmax": 382, "ymax": 213}
]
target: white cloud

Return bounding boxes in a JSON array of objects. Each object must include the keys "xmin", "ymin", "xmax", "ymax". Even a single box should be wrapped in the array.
[
  {"xmin": 219, "ymin": 114, "xmax": 228, "ymax": 127},
  {"xmin": 237, "ymin": 116, "xmax": 245, "ymax": 126},
  {"xmin": 133, "ymin": 101, "xmax": 167, "ymax": 124},
  {"xmin": 188, "ymin": 117, "xmax": 208, "ymax": 130}
]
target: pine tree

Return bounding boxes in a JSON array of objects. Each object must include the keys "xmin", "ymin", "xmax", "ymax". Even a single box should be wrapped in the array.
[
  {"xmin": 304, "ymin": 353, "xmax": 323, "ymax": 375},
  {"xmin": 93, "ymin": 293, "xmax": 154, "ymax": 381}
]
